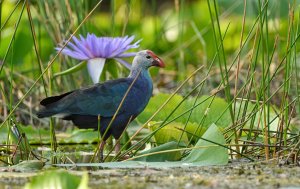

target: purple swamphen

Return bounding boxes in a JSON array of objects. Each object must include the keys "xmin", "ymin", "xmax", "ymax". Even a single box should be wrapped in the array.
[{"xmin": 37, "ymin": 50, "xmax": 165, "ymax": 160}]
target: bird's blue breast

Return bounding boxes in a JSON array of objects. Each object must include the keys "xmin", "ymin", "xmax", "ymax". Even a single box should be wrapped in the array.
[
  {"xmin": 99, "ymin": 71, "xmax": 153, "ymax": 139},
  {"xmin": 122, "ymin": 71, "xmax": 153, "ymax": 116}
]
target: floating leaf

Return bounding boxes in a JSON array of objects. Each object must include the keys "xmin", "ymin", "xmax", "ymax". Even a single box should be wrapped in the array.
[
  {"xmin": 24, "ymin": 170, "xmax": 89, "ymax": 189},
  {"xmin": 62, "ymin": 129, "xmax": 99, "ymax": 144},
  {"xmin": 126, "ymin": 120, "xmax": 150, "ymax": 141},
  {"xmin": 0, "ymin": 125, "xmax": 101, "ymax": 145},
  {"xmin": 148, "ymin": 121, "xmax": 189, "ymax": 145},
  {"xmin": 14, "ymin": 125, "xmax": 50, "ymax": 144},
  {"xmin": 11, "ymin": 160, "xmax": 44, "ymax": 172},
  {"xmin": 137, "ymin": 94, "xmax": 231, "ymax": 145},
  {"xmin": 137, "ymin": 93, "xmax": 231, "ymax": 130},
  {"xmin": 184, "ymin": 122, "xmax": 206, "ymax": 143},
  {"xmin": 137, "ymin": 93, "xmax": 184, "ymax": 123},
  {"xmin": 134, "ymin": 141, "xmax": 183, "ymax": 162},
  {"xmin": 55, "ymin": 124, "xmax": 228, "ymax": 168},
  {"xmin": 184, "ymin": 96, "xmax": 231, "ymax": 128},
  {"xmin": 182, "ymin": 124, "xmax": 228, "ymax": 165}
]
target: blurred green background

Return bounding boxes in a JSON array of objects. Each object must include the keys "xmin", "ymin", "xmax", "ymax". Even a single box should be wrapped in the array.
[{"xmin": 1, "ymin": 0, "xmax": 298, "ymax": 82}]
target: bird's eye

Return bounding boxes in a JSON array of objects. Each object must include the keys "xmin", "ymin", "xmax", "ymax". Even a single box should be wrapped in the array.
[{"xmin": 146, "ymin": 55, "xmax": 151, "ymax": 59}]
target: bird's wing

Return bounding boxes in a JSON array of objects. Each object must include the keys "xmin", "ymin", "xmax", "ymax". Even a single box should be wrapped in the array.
[
  {"xmin": 53, "ymin": 78, "xmax": 133, "ymax": 117},
  {"xmin": 40, "ymin": 91, "xmax": 74, "ymax": 106}
]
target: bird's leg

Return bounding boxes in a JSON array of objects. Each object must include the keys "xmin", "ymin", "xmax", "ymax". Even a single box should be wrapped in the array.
[
  {"xmin": 114, "ymin": 140, "xmax": 121, "ymax": 155},
  {"xmin": 98, "ymin": 140, "xmax": 106, "ymax": 162}
]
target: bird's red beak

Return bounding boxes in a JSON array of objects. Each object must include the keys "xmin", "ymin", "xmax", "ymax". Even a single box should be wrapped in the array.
[{"xmin": 147, "ymin": 50, "xmax": 165, "ymax": 68}]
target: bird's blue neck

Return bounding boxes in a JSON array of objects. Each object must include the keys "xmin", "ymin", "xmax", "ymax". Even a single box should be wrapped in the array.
[
  {"xmin": 128, "ymin": 67, "xmax": 153, "ymax": 96},
  {"xmin": 128, "ymin": 67, "xmax": 150, "ymax": 80}
]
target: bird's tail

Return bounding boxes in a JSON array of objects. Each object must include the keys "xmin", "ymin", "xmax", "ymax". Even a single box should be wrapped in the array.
[{"xmin": 36, "ymin": 108, "xmax": 56, "ymax": 118}]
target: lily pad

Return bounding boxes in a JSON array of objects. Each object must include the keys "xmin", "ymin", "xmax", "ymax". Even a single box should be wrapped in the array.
[
  {"xmin": 134, "ymin": 141, "xmax": 183, "ymax": 162},
  {"xmin": 182, "ymin": 124, "xmax": 228, "ymax": 165},
  {"xmin": 148, "ymin": 121, "xmax": 189, "ymax": 145},
  {"xmin": 137, "ymin": 93, "xmax": 185, "ymax": 124},
  {"xmin": 24, "ymin": 170, "xmax": 89, "ymax": 189},
  {"xmin": 10, "ymin": 160, "xmax": 45, "ymax": 172},
  {"xmin": 61, "ymin": 129, "xmax": 100, "ymax": 144},
  {"xmin": 184, "ymin": 96, "xmax": 231, "ymax": 128},
  {"xmin": 137, "ymin": 93, "xmax": 231, "ymax": 130},
  {"xmin": 55, "ymin": 124, "xmax": 228, "ymax": 168}
]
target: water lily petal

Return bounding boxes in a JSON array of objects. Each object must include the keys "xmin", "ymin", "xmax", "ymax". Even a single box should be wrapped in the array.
[
  {"xmin": 109, "ymin": 36, "xmax": 135, "ymax": 57},
  {"xmin": 96, "ymin": 37, "xmax": 105, "ymax": 57},
  {"xmin": 132, "ymin": 39, "xmax": 143, "ymax": 48},
  {"xmin": 116, "ymin": 52, "xmax": 137, "ymax": 58},
  {"xmin": 87, "ymin": 58, "xmax": 106, "ymax": 83},
  {"xmin": 91, "ymin": 34, "xmax": 100, "ymax": 57},
  {"xmin": 72, "ymin": 36, "xmax": 94, "ymax": 58},
  {"xmin": 56, "ymin": 48, "xmax": 89, "ymax": 60},
  {"xmin": 58, "ymin": 34, "xmax": 140, "ymax": 60},
  {"xmin": 122, "ymin": 35, "xmax": 135, "ymax": 47},
  {"xmin": 114, "ymin": 58, "xmax": 131, "ymax": 69},
  {"xmin": 57, "ymin": 34, "xmax": 141, "ymax": 80},
  {"xmin": 63, "ymin": 41, "xmax": 82, "ymax": 52}
]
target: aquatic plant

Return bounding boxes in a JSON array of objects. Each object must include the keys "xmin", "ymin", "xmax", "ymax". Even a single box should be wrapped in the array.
[{"xmin": 56, "ymin": 34, "xmax": 141, "ymax": 83}]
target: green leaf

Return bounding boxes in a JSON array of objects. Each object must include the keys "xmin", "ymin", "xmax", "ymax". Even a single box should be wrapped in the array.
[
  {"xmin": 137, "ymin": 93, "xmax": 184, "ymax": 123},
  {"xmin": 137, "ymin": 94, "xmax": 231, "ymax": 145},
  {"xmin": 182, "ymin": 124, "xmax": 228, "ymax": 165},
  {"xmin": 62, "ymin": 129, "xmax": 99, "ymax": 144},
  {"xmin": 148, "ymin": 121, "xmax": 189, "ymax": 145},
  {"xmin": 0, "ymin": 125, "xmax": 102, "ymax": 145},
  {"xmin": 11, "ymin": 160, "xmax": 44, "ymax": 172},
  {"xmin": 126, "ymin": 120, "xmax": 151, "ymax": 141},
  {"xmin": 184, "ymin": 96, "xmax": 231, "ymax": 128},
  {"xmin": 24, "ymin": 170, "xmax": 89, "ymax": 189},
  {"xmin": 53, "ymin": 61, "xmax": 87, "ymax": 78},
  {"xmin": 137, "ymin": 94, "xmax": 231, "ymax": 130},
  {"xmin": 185, "ymin": 122, "xmax": 206, "ymax": 142},
  {"xmin": 18, "ymin": 125, "xmax": 50, "ymax": 144},
  {"xmin": 134, "ymin": 141, "xmax": 183, "ymax": 162},
  {"xmin": 55, "ymin": 124, "xmax": 228, "ymax": 168}
]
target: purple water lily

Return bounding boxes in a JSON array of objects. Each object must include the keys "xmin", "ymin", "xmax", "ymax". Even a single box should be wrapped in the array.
[{"xmin": 56, "ymin": 33, "xmax": 141, "ymax": 83}]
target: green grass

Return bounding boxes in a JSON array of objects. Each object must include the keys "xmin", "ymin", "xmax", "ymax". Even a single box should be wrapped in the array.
[{"xmin": 0, "ymin": 0, "xmax": 300, "ymax": 166}]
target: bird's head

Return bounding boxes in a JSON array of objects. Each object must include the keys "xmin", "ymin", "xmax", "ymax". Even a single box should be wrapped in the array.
[{"xmin": 132, "ymin": 50, "xmax": 165, "ymax": 70}]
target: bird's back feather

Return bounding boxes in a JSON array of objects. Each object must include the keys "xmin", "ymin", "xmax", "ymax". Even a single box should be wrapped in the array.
[{"xmin": 37, "ymin": 78, "xmax": 135, "ymax": 118}]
